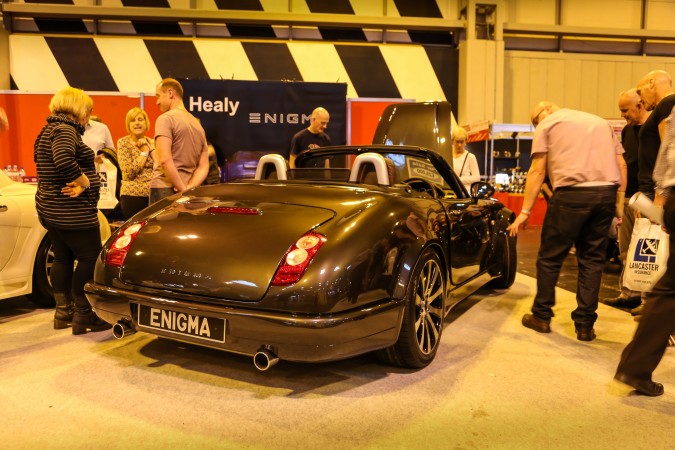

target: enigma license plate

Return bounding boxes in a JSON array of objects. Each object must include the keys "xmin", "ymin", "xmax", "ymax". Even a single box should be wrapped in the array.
[{"xmin": 137, "ymin": 304, "xmax": 226, "ymax": 343}]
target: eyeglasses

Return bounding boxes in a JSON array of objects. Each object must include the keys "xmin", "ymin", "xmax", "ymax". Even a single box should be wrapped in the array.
[{"xmin": 531, "ymin": 107, "xmax": 548, "ymax": 127}]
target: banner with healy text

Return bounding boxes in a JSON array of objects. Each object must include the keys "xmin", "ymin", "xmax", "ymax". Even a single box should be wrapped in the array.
[{"xmin": 179, "ymin": 79, "xmax": 347, "ymax": 181}]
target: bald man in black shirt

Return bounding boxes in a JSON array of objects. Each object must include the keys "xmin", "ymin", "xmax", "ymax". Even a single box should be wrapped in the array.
[{"xmin": 289, "ymin": 107, "xmax": 331, "ymax": 167}]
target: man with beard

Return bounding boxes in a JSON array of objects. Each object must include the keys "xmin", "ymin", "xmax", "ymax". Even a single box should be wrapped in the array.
[{"xmin": 604, "ymin": 89, "xmax": 650, "ymax": 309}]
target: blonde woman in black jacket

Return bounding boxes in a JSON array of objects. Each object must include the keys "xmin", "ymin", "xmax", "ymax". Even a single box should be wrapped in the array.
[{"xmin": 34, "ymin": 86, "xmax": 111, "ymax": 335}]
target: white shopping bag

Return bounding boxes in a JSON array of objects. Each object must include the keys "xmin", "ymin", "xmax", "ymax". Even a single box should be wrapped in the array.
[
  {"xmin": 623, "ymin": 218, "xmax": 669, "ymax": 292},
  {"xmin": 96, "ymin": 155, "xmax": 119, "ymax": 210}
]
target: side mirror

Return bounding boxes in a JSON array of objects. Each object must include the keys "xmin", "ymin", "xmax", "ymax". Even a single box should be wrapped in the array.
[{"xmin": 470, "ymin": 181, "xmax": 495, "ymax": 199}]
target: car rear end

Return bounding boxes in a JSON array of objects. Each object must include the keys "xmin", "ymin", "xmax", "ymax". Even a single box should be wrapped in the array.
[{"xmin": 85, "ymin": 182, "xmax": 409, "ymax": 365}]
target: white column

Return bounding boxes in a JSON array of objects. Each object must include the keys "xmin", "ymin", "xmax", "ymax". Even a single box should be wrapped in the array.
[{"xmin": 457, "ymin": 0, "xmax": 504, "ymax": 125}]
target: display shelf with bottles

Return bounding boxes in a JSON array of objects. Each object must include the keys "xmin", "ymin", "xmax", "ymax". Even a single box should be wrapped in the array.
[
  {"xmin": 488, "ymin": 123, "xmax": 534, "ymax": 180},
  {"xmin": 493, "ymin": 170, "xmax": 529, "ymax": 193},
  {"xmin": 464, "ymin": 122, "xmax": 535, "ymax": 185}
]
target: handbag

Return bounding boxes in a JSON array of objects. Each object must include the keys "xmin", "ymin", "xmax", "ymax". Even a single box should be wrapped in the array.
[{"xmin": 623, "ymin": 218, "xmax": 669, "ymax": 292}]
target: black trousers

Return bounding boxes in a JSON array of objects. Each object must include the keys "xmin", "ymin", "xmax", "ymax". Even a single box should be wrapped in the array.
[
  {"xmin": 121, "ymin": 195, "xmax": 149, "ymax": 220},
  {"xmin": 532, "ymin": 186, "xmax": 617, "ymax": 328},
  {"xmin": 43, "ymin": 225, "xmax": 101, "ymax": 298},
  {"xmin": 617, "ymin": 190, "xmax": 675, "ymax": 381}
]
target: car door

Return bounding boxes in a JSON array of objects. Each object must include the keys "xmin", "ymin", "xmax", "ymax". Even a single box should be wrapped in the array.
[{"xmin": 441, "ymin": 196, "xmax": 491, "ymax": 286}]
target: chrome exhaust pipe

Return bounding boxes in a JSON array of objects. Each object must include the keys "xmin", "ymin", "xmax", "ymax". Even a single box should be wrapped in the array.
[
  {"xmin": 253, "ymin": 348, "xmax": 279, "ymax": 371},
  {"xmin": 112, "ymin": 320, "xmax": 136, "ymax": 339}
]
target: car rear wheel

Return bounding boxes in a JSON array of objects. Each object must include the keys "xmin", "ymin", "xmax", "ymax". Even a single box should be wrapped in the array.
[
  {"xmin": 488, "ymin": 232, "xmax": 517, "ymax": 289},
  {"xmin": 377, "ymin": 248, "xmax": 445, "ymax": 368},
  {"xmin": 26, "ymin": 236, "xmax": 55, "ymax": 308}
]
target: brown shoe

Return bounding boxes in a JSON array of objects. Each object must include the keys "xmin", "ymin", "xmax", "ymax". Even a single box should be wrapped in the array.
[
  {"xmin": 575, "ymin": 327, "xmax": 596, "ymax": 342},
  {"xmin": 614, "ymin": 372, "xmax": 664, "ymax": 396},
  {"xmin": 522, "ymin": 314, "xmax": 551, "ymax": 333}
]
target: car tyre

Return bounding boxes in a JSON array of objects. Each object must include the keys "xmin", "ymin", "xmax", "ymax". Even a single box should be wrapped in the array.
[
  {"xmin": 377, "ymin": 248, "xmax": 445, "ymax": 368},
  {"xmin": 26, "ymin": 236, "xmax": 55, "ymax": 308},
  {"xmin": 488, "ymin": 232, "xmax": 517, "ymax": 289}
]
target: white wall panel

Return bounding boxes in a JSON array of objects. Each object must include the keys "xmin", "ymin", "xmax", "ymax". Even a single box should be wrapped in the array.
[
  {"xmin": 94, "ymin": 38, "xmax": 161, "ymax": 93},
  {"xmin": 506, "ymin": 0, "xmax": 557, "ymax": 24},
  {"xmin": 545, "ymin": 58, "xmax": 566, "ymax": 105},
  {"xmin": 9, "ymin": 35, "xmax": 68, "ymax": 92},
  {"xmin": 578, "ymin": 60, "xmax": 599, "ymax": 112},
  {"xmin": 529, "ymin": 58, "xmax": 549, "ymax": 105},
  {"xmin": 434, "ymin": 0, "xmax": 460, "ymax": 19},
  {"xmin": 194, "ymin": 40, "xmax": 258, "ymax": 81},
  {"xmin": 504, "ymin": 51, "xmax": 675, "ymax": 123},
  {"xmin": 562, "ymin": 59, "xmax": 582, "ymax": 107},
  {"xmin": 459, "ymin": 39, "xmax": 504, "ymax": 125},
  {"xmin": 290, "ymin": 0, "xmax": 312, "ymax": 14},
  {"xmin": 562, "ymin": 0, "xmax": 641, "ymax": 28},
  {"xmin": 506, "ymin": 0, "xmax": 675, "ymax": 30},
  {"xmin": 596, "ymin": 61, "xmax": 619, "ymax": 118},
  {"xmin": 287, "ymin": 42, "xmax": 357, "ymax": 98},
  {"xmin": 646, "ymin": 1, "xmax": 675, "ymax": 30},
  {"xmin": 614, "ymin": 61, "xmax": 636, "ymax": 97},
  {"xmin": 503, "ymin": 56, "xmax": 528, "ymax": 121},
  {"xmin": 380, "ymin": 45, "xmax": 445, "ymax": 102},
  {"xmin": 166, "ymin": 0, "xmax": 191, "ymax": 8},
  {"xmin": 260, "ymin": 0, "xmax": 290, "ymax": 12},
  {"xmin": 351, "ymin": 0, "xmax": 385, "ymax": 16}
]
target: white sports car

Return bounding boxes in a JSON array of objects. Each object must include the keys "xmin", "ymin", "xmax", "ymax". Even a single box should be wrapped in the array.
[{"xmin": 0, "ymin": 169, "xmax": 110, "ymax": 307}]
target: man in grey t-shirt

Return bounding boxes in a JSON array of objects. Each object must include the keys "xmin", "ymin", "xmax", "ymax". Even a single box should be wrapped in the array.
[{"xmin": 150, "ymin": 78, "xmax": 209, "ymax": 204}]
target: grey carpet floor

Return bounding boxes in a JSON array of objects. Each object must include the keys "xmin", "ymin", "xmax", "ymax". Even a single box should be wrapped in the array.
[{"xmin": 1, "ymin": 273, "xmax": 672, "ymax": 449}]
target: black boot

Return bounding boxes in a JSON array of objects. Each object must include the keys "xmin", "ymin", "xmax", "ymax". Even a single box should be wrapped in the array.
[
  {"xmin": 54, "ymin": 293, "xmax": 74, "ymax": 329},
  {"xmin": 72, "ymin": 295, "xmax": 112, "ymax": 335}
]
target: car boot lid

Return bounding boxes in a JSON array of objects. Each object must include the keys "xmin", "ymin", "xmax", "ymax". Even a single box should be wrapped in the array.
[{"xmin": 116, "ymin": 196, "xmax": 335, "ymax": 301}]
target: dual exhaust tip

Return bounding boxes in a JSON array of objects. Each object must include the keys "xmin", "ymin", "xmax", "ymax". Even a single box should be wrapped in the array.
[
  {"xmin": 253, "ymin": 348, "xmax": 279, "ymax": 371},
  {"xmin": 112, "ymin": 320, "xmax": 136, "ymax": 339},
  {"xmin": 112, "ymin": 320, "xmax": 280, "ymax": 371}
]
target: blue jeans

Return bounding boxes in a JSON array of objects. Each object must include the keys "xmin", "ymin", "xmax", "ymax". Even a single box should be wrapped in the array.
[{"xmin": 532, "ymin": 186, "xmax": 617, "ymax": 328}]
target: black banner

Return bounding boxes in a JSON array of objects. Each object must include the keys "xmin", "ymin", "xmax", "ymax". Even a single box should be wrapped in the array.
[{"xmin": 179, "ymin": 79, "xmax": 347, "ymax": 181}]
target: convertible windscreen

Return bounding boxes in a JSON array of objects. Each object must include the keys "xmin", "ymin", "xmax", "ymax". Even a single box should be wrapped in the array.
[{"xmin": 294, "ymin": 151, "xmax": 450, "ymax": 189}]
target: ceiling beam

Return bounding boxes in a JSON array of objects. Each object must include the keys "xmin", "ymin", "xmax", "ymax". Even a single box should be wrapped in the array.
[
  {"xmin": 503, "ymin": 22, "xmax": 675, "ymax": 41},
  {"xmin": 0, "ymin": 4, "xmax": 464, "ymax": 32}
]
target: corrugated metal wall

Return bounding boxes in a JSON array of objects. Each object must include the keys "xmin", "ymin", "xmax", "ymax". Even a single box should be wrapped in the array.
[{"xmin": 504, "ymin": 51, "xmax": 675, "ymax": 123}]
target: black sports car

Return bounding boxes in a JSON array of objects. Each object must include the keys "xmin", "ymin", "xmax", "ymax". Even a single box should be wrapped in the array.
[{"xmin": 85, "ymin": 145, "xmax": 516, "ymax": 370}]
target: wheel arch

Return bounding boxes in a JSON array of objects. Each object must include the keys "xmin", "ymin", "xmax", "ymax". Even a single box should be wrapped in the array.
[
  {"xmin": 488, "ymin": 207, "xmax": 516, "ymax": 262},
  {"xmin": 377, "ymin": 245, "xmax": 446, "ymax": 368},
  {"xmin": 390, "ymin": 239, "xmax": 447, "ymax": 302},
  {"xmin": 26, "ymin": 233, "xmax": 55, "ymax": 308}
]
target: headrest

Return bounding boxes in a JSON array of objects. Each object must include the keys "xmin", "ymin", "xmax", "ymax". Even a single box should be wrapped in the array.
[
  {"xmin": 254, "ymin": 154, "xmax": 288, "ymax": 180},
  {"xmin": 349, "ymin": 153, "xmax": 390, "ymax": 185}
]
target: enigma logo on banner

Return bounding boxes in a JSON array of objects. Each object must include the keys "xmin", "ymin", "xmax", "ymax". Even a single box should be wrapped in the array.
[
  {"xmin": 249, "ymin": 113, "xmax": 312, "ymax": 125},
  {"xmin": 188, "ymin": 96, "xmax": 240, "ymax": 116}
]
